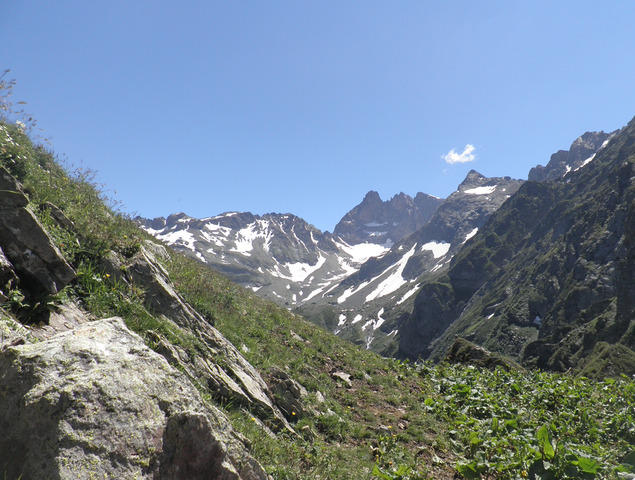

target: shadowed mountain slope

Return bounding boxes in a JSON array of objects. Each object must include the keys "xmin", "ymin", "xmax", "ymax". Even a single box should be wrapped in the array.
[{"xmin": 399, "ymin": 119, "xmax": 635, "ymax": 377}]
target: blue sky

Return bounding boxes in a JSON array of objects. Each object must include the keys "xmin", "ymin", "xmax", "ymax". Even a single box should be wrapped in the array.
[{"xmin": 1, "ymin": 1, "xmax": 634, "ymax": 231}]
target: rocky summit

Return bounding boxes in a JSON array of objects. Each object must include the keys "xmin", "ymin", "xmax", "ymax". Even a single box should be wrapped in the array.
[
  {"xmin": 137, "ymin": 211, "xmax": 380, "ymax": 308},
  {"xmin": 333, "ymin": 190, "xmax": 442, "ymax": 246},
  {"xmin": 528, "ymin": 130, "xmax": 616, "ymax": 182},
  {"xmin": 298, "ymin": 170, "xmax": 525, "ymax": 355}
]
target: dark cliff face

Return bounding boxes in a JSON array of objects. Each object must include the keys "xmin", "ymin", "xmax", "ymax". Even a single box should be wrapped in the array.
[
  {"xmin": 399, "ymin": 118, "xmax": 635, "ymax": 377},
  {"xmin": 528, "ymin": 131, "xmax": 615, "ymax": 182},
  {"xmin": 333, "ymin": 190, "xmax": 443, "ymax": 246}
]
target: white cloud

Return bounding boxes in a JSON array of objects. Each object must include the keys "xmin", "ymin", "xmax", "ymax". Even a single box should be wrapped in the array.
[{"xmin": 442, "ymin": 144, "xmax": 476, "ymax": 164}]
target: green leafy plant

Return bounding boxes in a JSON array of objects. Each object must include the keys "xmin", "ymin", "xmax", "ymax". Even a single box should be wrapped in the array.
[{"xmin": 420, "ymin": 362, "xmax": 634, "ymax": 479}]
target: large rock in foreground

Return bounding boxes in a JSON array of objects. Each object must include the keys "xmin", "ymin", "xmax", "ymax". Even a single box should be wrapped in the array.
[{"xmin": 0, "ymin": 317, "xmax": 266, "ymax": 480}]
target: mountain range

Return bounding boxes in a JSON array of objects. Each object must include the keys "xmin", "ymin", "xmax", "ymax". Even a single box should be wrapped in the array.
[{"xmin": 139, "ymin": 123, "xmax": 633, "ymax": 375}]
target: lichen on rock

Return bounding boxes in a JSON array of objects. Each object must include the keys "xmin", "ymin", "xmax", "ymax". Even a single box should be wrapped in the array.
[{"xmin": 0, "ymin": 317, "xmax": 267, "ymax": 480}]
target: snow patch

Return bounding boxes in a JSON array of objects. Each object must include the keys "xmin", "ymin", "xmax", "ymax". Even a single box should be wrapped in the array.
[
  {"xmin": 464, "ymin": 185, "xmax": 496, "ymax": 195},
  {"xmin": 304, "ymin": 286, "xmax": 325, "ymax": 302},
  {"xmin": 336, "ymin": 240, "xmax": 390, "ymax": 265},
  {"xmin": 463, "ymin": 228, "xmax": 478, "ymax": 244},
  {"xmin": 420, "ymin": 241, "xmax": 451, "ymax": 258},
  {"xmin": 158, "ymin": 229, "xmax": 197, "ymax": 252},
  {"xmin": 430, "ymin": 263, "xmax": 444, "ymax": 273},
  {"xmin": 574, "ymin": 154, "xmax": 595, "ymax": 171},
  {"xmin": 364, "ymin": 222, "xmax": 387, "ymax": 227},
  {"xmin": 283, "ymin": 255, "xmax": 326, "ymax": 282},
  {"xmin": 337, "ymin": 280, "xmax": 371, "ymax": 304},
  {"xmin": 365, "ymin": 245, "xmax": 417, "ymax": 302},
  {"xmin": 374, "ymin": 308, "xmax": 386, "ymax": 330},
  {"xmin": 229, "ymin": 224, "xmax": 259, "ymax": 255}
]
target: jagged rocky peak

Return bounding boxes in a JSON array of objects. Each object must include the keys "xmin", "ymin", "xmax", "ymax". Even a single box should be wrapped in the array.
[
  {"xmin": 456, "ymin": 169, "xmax": 516, "ymax": 193},
  {"xmin": 333, "ymin": 190, "xmax": 443, "ymax": 246},
  {"xmin": 141, "ymin": 215, "xmax": 167, "ymax": 230},
  {"xmin": 459, "ymin": 169, "xmax": 487, "ymax": 187},
  {"xmin": 414, "ymin": 191, "xmax": 441, "ymax": 206},
  {"xmin": 362, "ymin": 189, "xmax": 382, "ymax": 205},
  {"xmin": 528, "ymin": 130, "xmax": 615, "ymax": 182},
  {"xmin": 165, "ymin": 211, "xmax": 193, "ymax": 226}
]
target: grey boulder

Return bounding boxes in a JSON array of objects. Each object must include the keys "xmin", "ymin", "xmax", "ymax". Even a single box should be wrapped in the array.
[{"xmin": 0, "ymin": 317, "xmax": 267, "ymax": 480}]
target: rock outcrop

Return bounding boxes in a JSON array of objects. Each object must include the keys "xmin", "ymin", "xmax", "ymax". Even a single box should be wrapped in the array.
[
  {"xmin": 445, "ymin": 337, "xmax": 520, "ymax": 371},
  {"xmin": 126, "ymin": 241, "xmax": 292, "ymax": 431},
  {"xmin": 0, "ymin": 317, "xmax": 267, "ymax": 480},
  {"xmin": 0, "ymin": 167, "xmax": 75, "ymax": 296},
  {"xmin": 268, "ymin": 367, "xmax": 309, "ymax": 421}
]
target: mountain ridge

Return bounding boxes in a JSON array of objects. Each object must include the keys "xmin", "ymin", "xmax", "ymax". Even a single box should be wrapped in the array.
[
  {"xmin": 399, "ymin": 119, "xmax": 635, "ymax": 376},
  {"xmin": 138, "ymin": 127, "xmax": 627, "ymax": 368}
]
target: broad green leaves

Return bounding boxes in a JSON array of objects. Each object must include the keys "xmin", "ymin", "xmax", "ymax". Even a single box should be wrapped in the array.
[
  {"xmin": 536, "ymin": 425, "xmax": 555, "ymax": 460},
  {"xmin": 418, "ymin": 362, "xmax": 634, "ymax": 479}
]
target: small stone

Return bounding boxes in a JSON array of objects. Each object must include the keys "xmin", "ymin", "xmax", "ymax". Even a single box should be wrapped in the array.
[
  {"xmin": 331, "ymin": 371, "xmax": 352, "ymax": 388},
  {"xmin": 40, "ymin": 202, "xmax": 75, "ymax": 231},
  {"xmin": 289, "ymin": 330, "xmax": 304, "ymax": 342}
]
